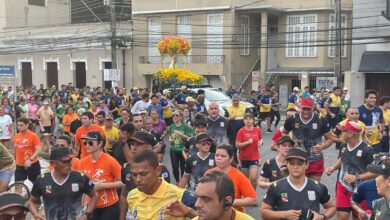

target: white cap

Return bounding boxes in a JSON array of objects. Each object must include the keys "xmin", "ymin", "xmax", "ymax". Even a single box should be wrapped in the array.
[{"xmin": 343, "ymin": 87, "xmax": 348, "ymax": 91}]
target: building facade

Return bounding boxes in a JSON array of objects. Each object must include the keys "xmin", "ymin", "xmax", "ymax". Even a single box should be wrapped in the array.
[
  {"xmin": 0, "ymin": 0, "xmax": 132, "ymax": 89},
  {"xmin": 349, "ymin": 0, "xmax": 390, "ymax": 106},
  {"xmin": 132, "ymin": 0, "xmax": 352, "ymax": 105}
]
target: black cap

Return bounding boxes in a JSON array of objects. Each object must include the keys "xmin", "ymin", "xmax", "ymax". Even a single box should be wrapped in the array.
[
  {"xmin": 368, "ymin": 158, "xmax": 390, "ymax": 176},
  {"xmin": 286, "ymin": 148, "xmax": 307, "ymax": 161},
  {"xmin": 195, "ymin": 133, "xmax": 213, "ymax": 144},
  {"xmin": 50, "ymin": 147, "xmax": 74, "ymax": 161},
  {"xmin": 80, "ymin": 131, "xmax": 104, "ymax": 141},
  {"xmin": 193, "ymin": 119, "xmax": 208, "ymax": 127},
  {"xmin": 244, "ymin": 113, "xmax": 255, "ymax": 119},
  {"xmin": 277, "ymin": 136, "xmax": 295, "ymax": 146},
  {"xmin": 129, "ymin": 131, "xmax": 158, "ymax": 146}
]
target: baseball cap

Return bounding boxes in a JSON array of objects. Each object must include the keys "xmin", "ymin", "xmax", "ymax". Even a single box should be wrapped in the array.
[
  {"xmin": 193, "ymin": 119, "xmax": 208, "ymax": 127},
  {"xmin": 195, "ymin": 133, "xmax": 213, "ymax": 144},
  {"xmin": 163, "ymin": 89, "xmax": 170, "ymax": 95},
  {"xmin": 186, "ymin": 96, "xmax": 195, "ymax": 102},
  {"xmin": 244, "ymin": 113, "xmax": 255, "ymax": 120},
  {"xmin": 50, "ymin": 147, "xmax": 74, "ymax": 161},
  {"xmin": 367, "ymin": 158, "xmax": 390, "ymax": 176},
  {"xmin": 300, "ymin": 98, "xmax": 314, "ymax": 109},
  {"xmin": 277, "ymin": 136, "xmax": 295, "ymax": 146},
  {"xmin": 286, "ymin": 148, "xmax": 307, "ymax": 161},
  {"xmin": 293, "ymin": 87, "xmax": 300, "ymax": 92},
  {"xmin": 336, "ymin": 121, "xmax": 362, "ymax": 133},
  {"xmin": 129, "ymin": 131, "xmax": 158, "ymax": 146},
  {"xmin": 181, "ymin": 85, "xmax": 187, "ymax": 90},
  {"xmin": 133, "ymin": 86, "xmax": 139, "ymax": 90},
  {"xmin": 80, "ymin": 131, "xmax": 105, "ymax": 141},
  {"xmin": 43, "ymin": 100, "xmax": 49, "ymax": 105},
  {"xmin": 343, "ymin": 87, "xmax": 348, "ymax": 91},
  {"xmin": 77, "ymin": 108, "xmax": 86, "ymax": 115}
]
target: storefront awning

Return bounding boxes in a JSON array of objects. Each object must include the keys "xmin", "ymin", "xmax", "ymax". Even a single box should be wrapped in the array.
[{"xmin": 359, "ymin": 51, "xmax": 390, "ymax": 73}]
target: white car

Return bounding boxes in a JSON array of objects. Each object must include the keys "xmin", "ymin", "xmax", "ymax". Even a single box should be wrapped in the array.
[{"xmin": 187, "ymin": 88, "xmax": 256, "ymax": 116}]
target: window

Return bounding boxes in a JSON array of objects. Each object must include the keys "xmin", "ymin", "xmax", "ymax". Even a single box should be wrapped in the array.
[
  {"xmin": 286, "ymin": 15, "xmax": 317, "ymax": 57},
  {"xmin": 328, "ymin": 14, "xmax": 347, "ymax": 57},
  {"xmin": 148, "ymin": 17, "xmax": 161, "ymax": 63},
  {"xmin": 177, "ymin": 16, "xmax": 192, "ymax": 63},
  {"xmin": 240, "ymin": 15, "xmax": 250, "ymax": 55},
  {"xmin": 207, "ymin": 14, "xmax": 223, "ymax": 63},
  {"xmin": 28, "ymin": 0, "xmax": 46, "ymax": 6},
  {"xmin": 387, "ymin": 0, "xmax": 390, "ymax": 19}
]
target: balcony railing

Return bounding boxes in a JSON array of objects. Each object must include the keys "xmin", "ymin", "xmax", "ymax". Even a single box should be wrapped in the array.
[{"xmin": 139, "ymin": 55, "xmax": 225, "ymax": 65}]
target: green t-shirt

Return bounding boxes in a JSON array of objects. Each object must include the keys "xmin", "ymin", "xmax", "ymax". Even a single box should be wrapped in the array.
[{"xmin": 169, "ymin": 123, "xmax": 192, "ymax": 151}]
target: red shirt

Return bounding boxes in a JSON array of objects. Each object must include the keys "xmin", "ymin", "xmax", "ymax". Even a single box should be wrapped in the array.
[{"xmin": 236, "ymin": 127, "xmax": 262, "ymax": 161}]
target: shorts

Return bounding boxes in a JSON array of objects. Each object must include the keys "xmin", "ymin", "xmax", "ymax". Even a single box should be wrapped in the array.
[
  {"xmin": 305, "ymin": 159, "xmax": 324, "ymax": 177},
  {"xmin": 30, "ymin": 119, "xmax": 39, "ymax": 125},
  {"xmin": 336, "ymin": 181, "xmax": 353, "ymax": 212},
  {"xmin": 259, "ymin": 112, "xmax": 271, "ymax": 119},
  {"xmin": 0, "ymin": 169, "xmax": 14, "ymax": 182},
  {"xmin": 240, "ymin": 160, "xmax": 259, "ymax": 169},
  {"xmin": 15, "ymin": 161, "xmax": 41, "ymax": 183},
  {"xmin": 41, "ymin": 126, "xmax": 52, "ymax": 134}
]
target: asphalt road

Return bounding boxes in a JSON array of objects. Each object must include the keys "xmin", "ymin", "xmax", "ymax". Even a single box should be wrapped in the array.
[{"xmin": 22, "ymin": 119, "xmax": 340, "ymax": 220}]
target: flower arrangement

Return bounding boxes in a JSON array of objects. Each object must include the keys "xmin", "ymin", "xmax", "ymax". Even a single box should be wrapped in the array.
[
  {"xmin": 157, "ymin": 36, "xmax": 191, "ymax": 56},
  {"xmin": 154, "ymin": 68, "xmax": 208, "ymax": 87}
]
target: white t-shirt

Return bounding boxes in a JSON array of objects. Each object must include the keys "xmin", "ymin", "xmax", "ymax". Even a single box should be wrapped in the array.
[{"xmin": 0, "ymin": 115, "xmax": 12, "ymax": 139}]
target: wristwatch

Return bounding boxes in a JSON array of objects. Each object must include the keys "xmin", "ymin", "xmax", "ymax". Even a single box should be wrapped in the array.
[{"xmin": 83, "ymin": 211, "xmax": 92, "ymax": 219}]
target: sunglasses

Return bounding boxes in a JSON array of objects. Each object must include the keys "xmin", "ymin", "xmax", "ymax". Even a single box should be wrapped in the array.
[
  {"xmin": 200, "ymin": 141, "xmax": 211, "ymax": 146},
  {"xmin": 59, "ymin": 158, "xmax": 72, "ymax": 163},
  {"xmin": 82, "ymin": 140, "xmax": 95, "ymax": 146},
  {"xmin": 173, "ymin": 114, "xmax": 180, "ymax": 117}
]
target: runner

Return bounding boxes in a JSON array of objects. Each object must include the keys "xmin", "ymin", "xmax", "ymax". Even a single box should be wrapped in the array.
[
  {"xmin": 206, "ymin": 144, "xmax": 257, "ymax": 212},
  {"xmin": 236, "ymin": 113, "xmax": 262, "ymax": 189},
  {"xmin": 261, "ymin": 147, "xmax": 336, "ymax": 220},
  {"xmin": 28, "ymin": 146, "xmax": 98, "ymax": 220},
  {"xmin": 179, "ymin": 133, "xmax": 216, "ymax": 193},
  {"xmin": 379, "ymin": 96, "xmax": 390, "ymax": 153},
  {"xmin": 325, "ymin": 86, "xmax": 342, "ymax": 128},
  {"xmin": 36, "ymin": 100, "xmax": 54, "ymax": 152},
  {"xmin": 283, "ymin": 98, "xmax": 333, "ymax": 181},
  {"xmin": 13, "ymin": 118, "xmax": 42, "ymax": 186},
  {"xmin": 258, "ymin": 136, "xmax": 294, "ymax": 189},
  {"xmin": 0, "ymin": 105, "xmax": 12, "ymax": 149},
  {"xmin": 79, "ymin": 131, "xmax": 122, "ymax": 220},
  {"xmin": 207, "ymin": 102, "xmax": 228, "ymax": 146},
  {"xmin": 0, "ymin": 142, "xmax": 15, "ymax": 193},
  {"xmin": 103, "ymin": 114, "xmax": 119, "ymax": 154},
  {"xmin": 226, "ymin": 94, "xmax": 246, "ymax": 162},
  {"xmin": 62, "ymin": 106, "xmax": 78, "ymax": 136}
]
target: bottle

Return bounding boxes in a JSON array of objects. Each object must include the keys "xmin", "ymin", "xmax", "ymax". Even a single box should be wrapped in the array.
[{"xmin": 365, "ymin": 209, "xmax": 372, "ymax": 220}]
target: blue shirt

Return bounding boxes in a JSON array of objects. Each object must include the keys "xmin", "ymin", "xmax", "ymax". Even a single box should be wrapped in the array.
[
  {"xmin": 288, "ymin": 93, "xmax": 298, "ymax": 103},
  {"xmin": 358, "ymin": 105, "xmax": 384, "ymax": 127},
  {"xmin": 174, "ymin": 93, "xmax": 188, "ymax": 104},
  {"xmin": 147, "ymin": 104, "xmax": 163, "ymax": 120},
  {"xmin": 352, "ymin": 179, "xmax": 381, "ymax": 210}
]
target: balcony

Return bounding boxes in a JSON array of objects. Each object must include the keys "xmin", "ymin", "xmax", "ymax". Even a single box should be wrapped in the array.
[{"xmin": 137, "ymin": 55, "xmax": 226, "ymax": 76}]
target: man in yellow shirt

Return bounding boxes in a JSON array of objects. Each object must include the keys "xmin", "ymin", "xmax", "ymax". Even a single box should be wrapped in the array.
[
  {"xmin": 103, "ymin": 114, "xmax": 119, "ymax": 154},
  {"xmin": 226, "ymin": 94, "xmax": 246, "ymax": 161},
  {"xmin": 380, "ymin": 96, "xmax": 390, "ymax": 152},
  {"xmin": 164, "ymin": 171, "xmax": 254, "ymax": 220},
  {"xmin": 127, "ymin": 150, "xmax": 195, "ymax": 220},
  {"xmin": 325, "ymin": 87, "xmax": 342, "ymax": 128}
]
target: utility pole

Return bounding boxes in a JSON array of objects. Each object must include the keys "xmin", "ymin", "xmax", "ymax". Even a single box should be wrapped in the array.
[
  {"xmin": 110, "ymin": 0, "xmax": 117, "ymax": 70},
  {"xmin": 334, "ymin": 0, "xmax": 342, "ymax": 86}
]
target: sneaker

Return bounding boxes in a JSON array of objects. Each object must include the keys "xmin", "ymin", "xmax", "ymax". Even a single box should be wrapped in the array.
[{"xmin": 267, "ymin": 129, "xmax": 272, "ymax": 133}]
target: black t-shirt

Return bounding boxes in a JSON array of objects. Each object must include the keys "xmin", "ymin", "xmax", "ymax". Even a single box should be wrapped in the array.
[
  {"xmin": 261, "ymin": 158, "xmax": 287, "ymax": 182},
  {"xmin": 184, "ymin": 153, "xmax": 215, "ymax": 192},
  {"xmin": 339, "ymin": 141, "xmax": 374, "ymax": 192},
  {"xmin": 284, "ymin": 113, "xmax": 330, "ymax": 162},
  {"xmin": 70, "ymin": 119, "xmax": 82, "ymax": 134},
  {"xmin": 111, "ymin": 140, "xmax": 127, "ymax": 166},
  {"xmin": 121, "ymin": 163, "xmax": 170, "ymax": 192},
  {"xmin": 263, "ymin": 177, "xmax": 331, "ymax": 220},
  {"xmin": 372, "ymin": 197, "xmax": 390, "ymax": 220},
  {"xmin": 207, "ymin": 116, "xmax": 228, "ymax": 146},
  {"xmin": 31, "ymin": 171, "xmax": 94, "ymax": 220}
]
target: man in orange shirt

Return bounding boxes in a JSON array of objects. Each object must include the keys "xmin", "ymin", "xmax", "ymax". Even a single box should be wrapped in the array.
[
  {"xmin": 13, "ymin": 118, "xmax": 42, "ymax": 184},
  {"xmin": 74, "ymin": 111, "xmax": 106, "ymax": 159},
  {"xmin": 79, "ymin": 131, "xmax": 122, "ymax": 219}
]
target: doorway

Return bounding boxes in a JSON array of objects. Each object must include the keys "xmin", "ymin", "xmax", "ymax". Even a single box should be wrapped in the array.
[
  {"xmin": 46, "ymin": 62, "xmax": 58, "ymax": 88},
  {"xmin": 21, "ymin": 62, "xmax": 32, "ymax": 88},
  {"xmin": 103, "ymin": 62, "xmax": 112, "ymax": 89},
  {"xmin": 74, "ymin": 62, "xmax": 86, "ymax": 88}
]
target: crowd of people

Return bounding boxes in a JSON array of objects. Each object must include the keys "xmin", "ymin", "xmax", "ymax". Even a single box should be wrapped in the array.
[{"xmin": 0, "ymin": 82, "xmax": 389, "ymax": 220}]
